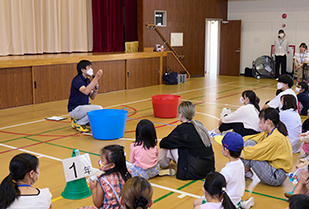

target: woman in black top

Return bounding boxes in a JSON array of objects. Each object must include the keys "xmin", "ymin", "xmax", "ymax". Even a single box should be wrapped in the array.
[{"xmin": 158, "ymin": 101, "xmax": 215, "ymax": 180}]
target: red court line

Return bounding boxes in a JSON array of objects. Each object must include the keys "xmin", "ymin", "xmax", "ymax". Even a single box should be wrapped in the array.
[
  {"xmin": 0, "ymin": 106, "xmax": 137, "ymax": 137},
  {"xmin": 121, "ymin": 105, "xmax": 137, "ymax": 117},
  {"xmin": 0, "ymin": 84, "xmax": 274, "ymax": 151},
  {"xmin": 127, "ymin": 114, "xmax": 153, "ymax": 122},
  {"xmin": 0, "ymin": 133, "xmax": 80, "ymax": 155},
  {"xmin": 0, "ymin": 130, "xmax": 72, "ymax": 137},
  {"xmin": 125, "ymin": 119, "xmax": 179, "ymax": 133},
  {"xmin": 0, "ymin": 130, "xmax": 32, "ymax": 136}
]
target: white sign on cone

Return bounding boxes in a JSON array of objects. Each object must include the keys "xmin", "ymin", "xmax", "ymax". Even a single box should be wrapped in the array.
[{"xmin": 62, "ymin": 153, "xmax": 93, "ymax": 182}]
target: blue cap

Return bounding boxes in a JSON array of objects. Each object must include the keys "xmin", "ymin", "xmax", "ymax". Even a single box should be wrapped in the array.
[{"xmin": 222, "ymin": 132, "xmax": 244, "ymax": 152}]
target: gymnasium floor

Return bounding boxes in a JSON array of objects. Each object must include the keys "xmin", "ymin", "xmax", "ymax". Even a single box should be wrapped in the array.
[{"xmin": 0, "ymin": 75, "xmax": 303, "ymax": 209}]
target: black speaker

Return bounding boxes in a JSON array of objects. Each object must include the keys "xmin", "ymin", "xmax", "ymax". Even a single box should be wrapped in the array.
[{"xmin": 245, "ymin": 67, "xmax": 254, "ymax": 77}]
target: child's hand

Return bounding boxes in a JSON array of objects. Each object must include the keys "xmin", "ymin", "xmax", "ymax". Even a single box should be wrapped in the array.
[
  {"xmin": 299, "ymin": 133, "xmax": 307, "ymax": 137},
  {"xmin": 296, "ymin": 161, "xmax": 309, "ymax": 169},
  {"xmin": 89, "ymin": 179, "xmax": 98, "ymax": 191},
  {"xmin": 298, "ymin": 170, "xmax": 309, "ymax": 185}
]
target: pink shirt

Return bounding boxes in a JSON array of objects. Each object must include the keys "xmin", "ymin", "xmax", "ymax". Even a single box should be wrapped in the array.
[
  {"xmin": 302, "ymin": 143, "xmax": 309, "ymax": 155},
  {"xmin": 129, "ymin": 143, "xmax": 158, "ymax": 170}
]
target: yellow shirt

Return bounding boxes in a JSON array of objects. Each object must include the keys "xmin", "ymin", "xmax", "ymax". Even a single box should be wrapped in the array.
[{"xmin": 242, "ymin": 129, "xmax": 293, "ymax": 173}]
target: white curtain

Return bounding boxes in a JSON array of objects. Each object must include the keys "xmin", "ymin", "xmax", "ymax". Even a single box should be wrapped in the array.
[{"xmin": 0, "ymin": 0, "xmax": 93, "ymax": 56}]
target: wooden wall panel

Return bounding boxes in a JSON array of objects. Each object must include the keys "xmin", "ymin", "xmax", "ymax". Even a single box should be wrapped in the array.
[
  {"xmin": 33, "ymin": 64, "xmax": 76, "ymax": 104},
  {"xmin": 0, "ymin": 53, "xmax": 166, "ymax": 109},
  {"xmin": 166, "ymin": 53, "xmax": 184, "ymax": 74},
  {"xmin": 140, "ymin": 0, "xmax": 228, "ymax": 77},
  {"xmin": 0, "ymin": 67, "xmax": 33, "ymax": 109},
  {"xmin": 91, "ymin": 61, "xmax": 126, "ymax": 93},
  {"xmin": 34, "ymin": 61, "xmax": 126, "ymax": 104},
  {"xmin": 127, "ymin": 57, "xmax": 160, "ymax": 89}
]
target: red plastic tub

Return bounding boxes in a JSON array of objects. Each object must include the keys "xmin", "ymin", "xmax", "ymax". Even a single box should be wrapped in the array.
[{"xmin": 152, "ymin": 93, "xmax": 181, "ymax": 118}]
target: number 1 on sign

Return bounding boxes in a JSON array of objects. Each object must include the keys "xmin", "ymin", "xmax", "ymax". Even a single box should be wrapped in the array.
[{"xmin": 69, "ymin": 162, "xmax": 77, "ymax": 178}]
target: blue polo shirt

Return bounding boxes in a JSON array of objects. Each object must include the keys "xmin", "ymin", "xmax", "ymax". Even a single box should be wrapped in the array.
[{"xmin": 68, "ymin": 74, "xmax": 91, "ymax": 112}]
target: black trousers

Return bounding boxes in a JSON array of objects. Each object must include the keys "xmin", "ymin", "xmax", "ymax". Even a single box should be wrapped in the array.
[
  {"xmin": 303, "ymin": 118, "xmax": 309, "ymax": 132},
  {"xmin": 275, "ymin": 55, "xmax": 287, "ymax": 78},
  {"xmin": 219, "ymin": 122, "xmax": 259, "ymax": 137}
]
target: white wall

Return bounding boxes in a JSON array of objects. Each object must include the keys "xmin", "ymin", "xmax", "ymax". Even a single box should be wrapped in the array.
[{"xmin": 228, "ymin": 0, "xmax": 309, "ymax": 74}]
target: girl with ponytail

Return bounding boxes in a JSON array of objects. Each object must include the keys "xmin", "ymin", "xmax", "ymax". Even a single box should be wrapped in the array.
[
  {"xmin": 81, "ymin": 145, "xmax": 132, "ymax": 209},
  {"xmin": 241, "ymin": 107, "xmax": 293, "ymax": 186},
  {"xmin": 194, "ymin": 172, "xmax": 235, "ymax": 209},
  {"xmin": 210, "ymin": 90, "xmax": 261, "ymax": 137},
  {"xmin": 0, "ymin": 153, "xmax": 52, "ymax": 209},
  {"xmin": 120, "ymin": 177, "xmax": 153, "ymax": 209}
]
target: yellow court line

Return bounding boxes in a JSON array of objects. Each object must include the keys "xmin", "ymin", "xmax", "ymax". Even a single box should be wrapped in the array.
[{"xmin": 51, "ymin": 196, "xmax": 63, "ymax": 203}]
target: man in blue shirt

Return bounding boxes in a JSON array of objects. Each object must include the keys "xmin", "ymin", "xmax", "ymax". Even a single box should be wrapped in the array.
[{"xmin": 68, "ymin": 60, "xmax": 103, "ymax": 132}]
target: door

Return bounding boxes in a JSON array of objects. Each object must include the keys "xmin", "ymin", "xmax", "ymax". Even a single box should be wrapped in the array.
[
  {"xmin": 126, "ymin": 58, "xmax": 160, "ymax": 89},
  {"xmin": 219, "ymin": 20, "xmax": 241, "ymax": 76}
]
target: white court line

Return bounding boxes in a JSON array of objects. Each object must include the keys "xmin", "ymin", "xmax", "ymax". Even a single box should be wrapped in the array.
[
  {"xmin": 0, "ymin": 119, "xmax": 46, "ymax": 130},
  {"xmin": 196, "ymin": 112, "xmax": 219, "ymax": 121},
  {"xmin": 189, "ymin": 100, "xmax": 240, "ymax": 108},
  {"xmin": 119, "ymin": 137, "xmax": 161, "ymax": 141},
  {"xmin": 151, "ymin": 183, "xmax": 201, "ymax": 199},
  {"xmin": 0, "ymin": 142, "xmax": 202, "ymax": 200},
  {"xmin": 177, "ymin": 193, "xmax": 187, "ymax": 199},
  {"xmin": 169, "ymin": 82, "xmax": 235, "ymax": 95},
  {"xmin": 0, "ymin": 143, "xmax": 62, "ymax": 161},
  {"xmin": 0, "ymin": 81, "xmax": 236, "ymax": 130}
]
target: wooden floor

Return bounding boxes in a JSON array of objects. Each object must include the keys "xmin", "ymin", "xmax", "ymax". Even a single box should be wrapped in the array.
[{"xmin": 0, "ymin": 75, "xmax": 303, "ymax": 209}]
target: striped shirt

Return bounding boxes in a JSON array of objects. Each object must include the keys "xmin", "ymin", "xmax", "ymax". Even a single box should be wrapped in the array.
[
  {"xmin": 99, "ymin": 172, "xmax": 125, "ymax": 209},
  {"xmin": 293, "ymin": 51, "xmax": 309, "ymax": 65}
]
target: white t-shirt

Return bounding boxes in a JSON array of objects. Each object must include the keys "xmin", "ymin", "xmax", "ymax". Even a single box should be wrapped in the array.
[
  {"xmin": 267, "ymin": 88, "xmax": 297, "ymax": 109},
  {"xmin": 279, "ymin": 108, "xmax": 302, "ymax": 153},
  {"xmin": 221, "ymin": 104, "xmax": 261, "ymax": 132},
  {"xmin": 200, "ymin": 202, "xmax": 223, "ymax": 209},
  {"xmin": 7, "ymin": 188, "xmax": 52, "ymax": 209},
  {"xmin": 294, "ymin": 51, "xmax": 309, "ymax": 65},
  {"xmin": 220, "ymin": 159, "xmax": 245, "ymax": 206}
]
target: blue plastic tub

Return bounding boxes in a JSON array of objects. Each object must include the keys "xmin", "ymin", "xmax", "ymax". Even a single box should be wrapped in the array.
[{"xmin": 87, "ymin": 108, "xmax": 128, "ymax": 140}]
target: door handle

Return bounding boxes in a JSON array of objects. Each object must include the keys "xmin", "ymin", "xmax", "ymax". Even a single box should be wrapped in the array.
[{"xmin": 235, "ymin": 50, "xmax": 240, "ymax": 53}]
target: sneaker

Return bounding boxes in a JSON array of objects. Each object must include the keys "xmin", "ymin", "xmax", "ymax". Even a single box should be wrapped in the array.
[
  {"xmin": 245, "ymin": 170, "xmax": 253, "ymax": 178},
  {"xmin": 240, "ymin": 197, "xmax": 254, "ymax": 209},
  {"xmin": 71, "ymin": 118, "xmax": 77, "ymax": 129},
  {"xmin": 284, "ymin": 191, "xmax": 293, "ymax": 199},
  {"xmin": 76, "ymin": 125, "xmax": 90, "ymax": 133},
  {"xmin": 208, "ymin": 129, "xmax": 222, "ymax": 138},
  {"xmin": 158, "ymin": 169, "xmax": 176, "ymax": 176},
  {"xmin": 220, "ymin": 108, "xmax": 232, "ymax": 119}
]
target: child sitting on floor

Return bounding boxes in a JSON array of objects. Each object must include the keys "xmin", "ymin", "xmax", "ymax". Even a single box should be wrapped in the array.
[
  {"xmin": 128, "ymin": 119, "xmax": 160, "ymax": 179},
  {"xmin": 80, "ymin": 145, "xmax": 132, "ymax": 209},
  {"xmin": 296, "ymin": 82, "xmax": 309, "ymax": 116},
  {"xmin": 298, "ymin": 132, "xmax": 309, "ymax": 158},
  {"xmin": 194, "ymin": 172, "xmax": 236, "ymax": 209},
  {"xmin": 194, "ymin": 132, "xmax": 254, "ymax": 209},
  {"xmin": 289, "ymin": 194, "xmax": 309, "ymax": 209},
  {"xmin": 119, "ymin": 176, "xmax": 153, "ymax": 209}
]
